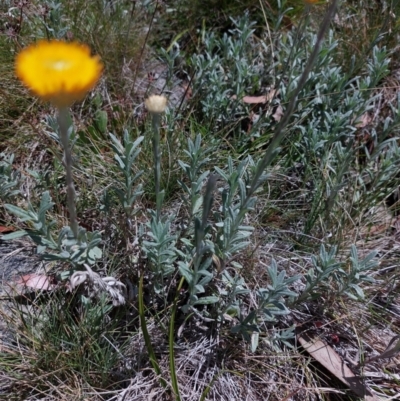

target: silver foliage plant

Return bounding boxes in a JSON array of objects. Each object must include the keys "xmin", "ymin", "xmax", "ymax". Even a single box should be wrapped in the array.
[{"xmin": 1, "ymin": 7, "xmax": 386, "ymax": 352}]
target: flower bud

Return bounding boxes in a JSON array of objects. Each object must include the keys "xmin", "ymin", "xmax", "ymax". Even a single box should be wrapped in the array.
[{"xmin": 145, "ymin": 95, "xmax": 167, "ymax": 114}]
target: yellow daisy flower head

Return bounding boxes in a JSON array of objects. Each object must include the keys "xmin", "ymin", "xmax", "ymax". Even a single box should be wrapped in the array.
[{"xmin": 15, "ymin": 40, "xmax": 103, "ymax": 108}]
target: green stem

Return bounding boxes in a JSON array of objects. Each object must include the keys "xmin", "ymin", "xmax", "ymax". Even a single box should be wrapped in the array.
[
  {"xmin": 57, "ymin": 107, "xmax": 79, "ymax": 239},
  {"xmin": 138, "ymin": 272, "xmax": 167, "ymax": 389},
  {"xmin": 169, "ymin": 277, "xmax": 185, "ymax": 401},
  {"xmin": 152, "ymin": 113, "xmax": 162, "ymax": 222}
]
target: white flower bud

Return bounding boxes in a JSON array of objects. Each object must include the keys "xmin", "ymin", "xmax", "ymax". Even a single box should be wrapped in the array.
[{"xmin": 145, "ymin": 95, "xmax": 167, "ymax": 113}]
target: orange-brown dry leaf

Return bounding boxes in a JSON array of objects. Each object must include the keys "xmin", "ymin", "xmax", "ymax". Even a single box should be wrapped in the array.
[
  {"xmin": 0, "ymin": 226, "xmax": 15, "ymax": 233},
  {"xmin": 298, "ymin": 333, "xmax": 379, "ymax": 401},
  {"xmin": 11, "ymin": 274, "xmax": 56, "ymax": 292},
  {"xmin": 272, "ymin": 105, "xmax": 284, "ymax": 122},
  {"xmin": 355, "ymin": 113, "xmax": 372, "ymax": 128}
]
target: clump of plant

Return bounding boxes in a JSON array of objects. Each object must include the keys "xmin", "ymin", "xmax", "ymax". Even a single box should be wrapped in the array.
[
  {"xmin": 189, "ymin": 14, "xmax": 272, "ymax": 138},
  {"xmin": 186, "ymin": 6, "xmax": 400, "ymax": 238},
  {"xmin": 0, "ymin": 291, "xmax": 123, "ymax": 398},
  {"xmin": 0, "ymin": 153, "xmax": 21, "ymax": 204},
  {"xmin": 1, "ymin": 0, "xmax": 394, "ymax": 399}
]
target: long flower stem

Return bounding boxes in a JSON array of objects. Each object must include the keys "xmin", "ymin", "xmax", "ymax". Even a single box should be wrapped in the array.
[
  {"xmin": 169, "ymin": 276, "xmax": 185, "ymax": 401},
  {"xmin": 152, "ymin": 113, "xmax": 162, "ymax": 222},
  {"xmin": 58, "ymin": 107, "xmax": 79, "ymax": 239},
  {"xmin": 138, "ymin": 272, "xmax": 167, "ymax": 388}
]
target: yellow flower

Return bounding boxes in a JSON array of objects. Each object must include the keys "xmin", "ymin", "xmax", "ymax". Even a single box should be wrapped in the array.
[
  {"xmin": 15, "ymin": 40, "xmax": 103, "ymax": 108},
  {"xmin": 145, "ymin": 95, "xmax": 168, "ymax": 114},
  {"xmin": 303, "ymin": 0, "xmax": 320, "ymax": 4}
]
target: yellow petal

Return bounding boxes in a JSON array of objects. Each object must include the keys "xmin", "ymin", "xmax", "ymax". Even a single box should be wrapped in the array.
[{"xmin": 15, "ymin": 40, "xmax": 103, "ymax": 107}]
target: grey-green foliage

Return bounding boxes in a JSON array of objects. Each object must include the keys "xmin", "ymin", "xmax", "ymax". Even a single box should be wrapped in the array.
[
  {"xmin": 190, "ymin": 14, "xmax": 271, "ymax": 130},
  {"xmin": 268, "ymin": 326, "xmax": 297, "ymax": 351},
  {"xmin": 158, "ymin": 43, "xmax": 182, "ymax": 92},
  {"xmin": 0, "ymin": 153, "xmax": 21, "ymax": 202},
  {"xmin": 44, "ymin": 226, "xmax": 102, "ymax": 266},
  {"xmin": 174, "ymin": 135, "xmax": 298, "ymax": 334},
  {"xmin": 142, "ymin": 215, "xmax": 178, "ymax": 294},
  {"xmin": 297, "ymin": 244, "xmax": 377, "ymax": 303},
  {"xmin": 338, "ymin": 244, "xmax": 377, "ymax": 299},
  {"xmin": 190, "ymin": 12, "xmax": 400, "ymax": 236},
  {"xmin": 4, "ymin": 191, "xmax": 56, "ymax": 248},
  {"xmin": 353, "ymin": 122, "xmax": 400, "ymax": 214},
  {"xmin": 296, "ymin": 245, "xmax": 341, "ymax": 303},
  {"xmin": 175, "ymin": 135, "xmax": 218, "ymax": 310},
  {"xmin": 178, "ymin": 134, "xmax": 211, "ymax": 216},
  {"xmin": 106, "ymin": 131, "xmax": 144, "ymax": 217},
  {"xmin": 276, "ymin": 32, "xmax": 398, "ymax": 232},
  {"xmin": 175, "ymin": 136, "xmax": 261, "ymax": 313},
  {"xmin": 44, "ymin": 1, "xmax": 71, "ymax": 39},
  {"xmin": 278, "ymin": 34, "xmax": 389, "ymax": 156},
  {"xmin": 174, "ymin": 135, "xmax": 287, "ymax": 329},
  {"xmin": 178, "ymin": 175, "xmax": 218, "ymax": 312},
  {"xmin": 214, "ymin": 157, "xmax": 255, "ymax": 270},
  {"xmin": 257, "ymin": 260, "xmax": 300, "ymax": 320},
  {"xmin": 172, "ymin": 133, "xmax": 378, "ymax": 348},
  {"xmin": 218, "ymin": 270, "xmax": 250, "ymax": 320},
  {"xmin": 231, "ymin": 260, "xmax": 300, "ymax": 341},
  {"xmin": 4, "ymin": 191, "xmax": 102, "ymax": 266}
]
